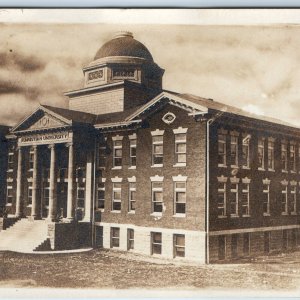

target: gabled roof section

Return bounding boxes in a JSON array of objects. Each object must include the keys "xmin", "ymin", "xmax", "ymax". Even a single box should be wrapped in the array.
[
  {"xmin": 125, "ymin": 90, "xmax": 298, "ymax": 129},
  {"xmin": 11, "ymin": 105, "xmax": 97, "ymax": 133},
  {"xmin": 125, "ymin": 91, "xmax": 209, "ymax": 122},
  {"xmin": 42, "ymin": 105, "xmax": 97, "ymax": 124}
]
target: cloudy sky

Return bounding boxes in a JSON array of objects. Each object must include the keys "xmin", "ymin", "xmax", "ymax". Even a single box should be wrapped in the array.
[{"xmin": 1, "ymin": 9, "xmax": 300, "ymax": 126}]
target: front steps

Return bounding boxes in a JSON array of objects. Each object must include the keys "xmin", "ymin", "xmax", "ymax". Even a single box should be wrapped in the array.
[{"xmin": 0, "ymin": 218, "xmax": 49, "ymax": 253}]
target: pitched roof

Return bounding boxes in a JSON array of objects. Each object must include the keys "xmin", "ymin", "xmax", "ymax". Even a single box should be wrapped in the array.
[
  {"xmin": 15, "ymin": 90, "xmax": 297, "ymax": 132},
  {"xmin": 42, "ymin": 105, "xmax": 97, "ymax": 124}
]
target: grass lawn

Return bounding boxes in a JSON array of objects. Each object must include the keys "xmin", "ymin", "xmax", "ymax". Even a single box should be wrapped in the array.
[{"xmin": 0, "ymin": 248, "xmax": 300, "ymax": 291}]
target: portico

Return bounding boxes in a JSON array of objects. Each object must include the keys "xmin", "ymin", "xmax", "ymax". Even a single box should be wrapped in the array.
[{"xmin": 9, "ymin": 105, "xmax": 96, "ymax": 223}]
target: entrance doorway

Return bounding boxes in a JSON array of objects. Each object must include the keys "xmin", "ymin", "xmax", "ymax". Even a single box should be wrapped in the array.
[{"xmin": 57, "ymin": 183, "xmax": 68, "ymax": 219}]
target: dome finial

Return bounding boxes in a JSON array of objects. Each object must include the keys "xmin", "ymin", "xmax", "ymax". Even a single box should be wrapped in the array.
[{"xmin": 114, "ymin": 31, "xmax": 133, "ymax": 39}]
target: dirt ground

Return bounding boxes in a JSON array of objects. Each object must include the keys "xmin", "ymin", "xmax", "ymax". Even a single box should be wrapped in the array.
[{"xmin": 0, "ymin": 248, "xmax": 300, "ymax": 291}]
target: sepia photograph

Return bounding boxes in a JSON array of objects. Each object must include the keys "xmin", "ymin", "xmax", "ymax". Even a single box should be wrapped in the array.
[{"xmin": 0, "ymin": 8, "xmax": 300, "ymax": 297}]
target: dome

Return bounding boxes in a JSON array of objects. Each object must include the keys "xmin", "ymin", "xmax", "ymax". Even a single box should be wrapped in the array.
[{"xmin": 94, "ymin": 32, "xmax": 153, "ymax": 61}]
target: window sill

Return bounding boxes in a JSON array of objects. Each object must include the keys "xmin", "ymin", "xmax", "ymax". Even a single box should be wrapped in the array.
[
  {"xmin": 150, "ymin": 212, "xmax": 162, "ymax": 217},
  {"xmin": 291, "ymin": 171, "xmax": 296, "ymax": 174},
  {"xmin": 231, "ymin": 165, "xmax": 238, "ymax": 169},
  {"xmin": 27, "ymin": 204, "xmax": 32, "ymax": 208},
  {"xmin": 291, "ymin": 212, "xmax": 297, "ymax": 215},
  {"xmin": 282, "ymin": 170, "xmax": 288, "ymax": 173},
  {"xmin": 263, "ymin": 213, "xmax": 270, "ymax": 217},
  {"xmin": 268, "ymin": 169, "xmax": 275, "ymax": 172},
  {"xmin": 173, "ymin": 214, "xmax": 186, "ymax": 218},
  {"xmin": 151, "ymin": 164, "xmax": 163, "ymax": 168},
  {"xmin": 173, "ymin": 163, "xmax": 186, "ymax": 168},
  {"xmin": 281, "ymin": 212, "xmax": 288, "ymax": 216},
  {"xmin": 128, "ymin": 211, "xmax": 135, "ymax": 214},
  {"xmin": 6, "ymin": 178, "xmax": 13, "ymax": 183},
  {"xmin": 242, "ymin": 166, "xmax": 250, "ymax": 170},
  {"xmin": 128, "ymin": 166, "xmax": 136, "ymax": 170},
  {"xmin": 95, "ymin": 209, "xmax": 104, "ymax": 212},
  {"xmin": 112, "ymin": 167, "xmax": 122, "ymax": 170},
  {"xmin": 218, "ymin": 215, "xmax": 227, "ymax": 219},
  {"xmin": 111, "ymin": 210, "xmax": 121, "ymax": 213},
  {"xmin": 218, "ymin": 164, "xmax": 227, "ymax": 168},
  {"xmin": 230, "ymin": 214, "xmax": 239, "ymax": 218},
  {"xmin": 5, "ymin": 203, "xmax": 12, "ymax": 207},
  {"xmin": 258, "ymin": 168, "xmax": 265, "ymax": 171},
  {"xmin": 242, "ymin": 214, "xmax": 251, "ymax": 218},
  {"xmin": 6, "ymin": 169, "xmax": 13, "ymax": 173}
]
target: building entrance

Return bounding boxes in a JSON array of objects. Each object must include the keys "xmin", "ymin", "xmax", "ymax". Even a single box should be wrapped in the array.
[{"xmin": 57, "ymin": 183, "xmax": 68, "ymax": 219}]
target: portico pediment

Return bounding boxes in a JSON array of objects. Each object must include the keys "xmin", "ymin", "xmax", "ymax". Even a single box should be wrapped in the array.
[{"xmin": 11, "ymin": 105, "xmax": 72, "ymax": 134}]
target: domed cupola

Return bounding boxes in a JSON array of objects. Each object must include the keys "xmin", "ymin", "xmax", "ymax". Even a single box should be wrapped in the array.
[
  {"xmin": 82, "ymin": 32, "xmax": 164, "ymax": 91},
  {"xmin": 94, "ymin": 31, "xmax": 154, "ymax": 62},
  {"xmin": 66, "ymin": 32, "xmax": 164, "ymax": 115}
]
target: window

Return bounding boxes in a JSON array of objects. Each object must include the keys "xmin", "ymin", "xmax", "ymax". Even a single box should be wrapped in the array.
[
  {"xmin": 129, "ymin": 182, "xmax": 136, "ymax": 212},
  {"xmin": 127, "ymin": 229, "xmax": 134, "ymax": 250},
  {"xmin": 151, "ymin": 232, "xmax": 162, "ymax": 255},
  {"xmin": 230, "ymin": 182, "xmax": 238, "ymax": 216},
  {"xmin": 242, "ymin": 135, "xmax": 250, "ymax": 168},
  {"xmin": 174, "ymin": 182, "xmax": 186, "ymax": 215},
  {"xmin": 267, "ymin": 139, "xmax": 274, "ymax": 170},
  {"xmin": 263, "ymin": 181, "xmax": 270, "ymax": 216},
  {"xmin": 8, "ymin": 152, "xmax": 14, "ymax": 171},
  {"xmin": 112, "ymin": 183, "xmax": 122, "ymax": 211},
  {"xmin": 243, "ymin": 233, "xmax": 250, "ymax": 256},
  {"xmin": 98, "ymin": 145, "xmax": 106, "ymax": 168},
  {"xmin": 174, "ymin": 133, "xmax": 187, "ymax": 165},
  {"xmin": 281, "ymin": 184, "xmax": 288, "ymax": 215},
  {"xmin": 76, "ymin": 167, "xmax": 86, "ymax": 179},
  {"xmin": 152, "ymin": 135, "xmax": 163, "ymax": 165},
  {"xmin": 290, "ymin": 144, "xmax": 296, "ymax": 172},
  {"xmin": 96, "ymin": 182, "xmax": 105, "ymax": 210},
  {"xmin": 282, "ymin": 229, "xmax": 288, "ymax": 250},
  {"xmin": 95, "ymin": 226, "xmax": 103, "ymax": 248},
  {"xmin": 241, "ymin": 182, "xmax": 250, "ymax": 216},
  {"xmin": 43, "ymin": 182, "xmax": 50, "ymax": 207},
  {"xmin": 29, "ymin": 151, "xmax": 34, "ymax": 170},
  {"xmin": 6, "ymin": 186, "xmax": 13, "ymax": 205},
  {"xmin": 113, "ymin": 140, "xmax": 123, "ymax": 168},
  {"xmin": 77, "ymin": 183, "xmax": 85, "ymax": 209},
  {"xmin": 43, "ymin": 168, "xmax": 50, "ymax": 180},
  {"xmin": 264, "ymin": 231, "xmax": 270, "ymax": 254},
  {"xmin": 230, "ymin": 135, "xmax": 238, "ymax": 166},
  {"xmin": 218, "ymin": 235, "xmax": 226, "ymax": 260},
  {"xmin": 258, "ymin": 137, "xmax": 265, "ymax": 169},
  {"xmin": 173, "ymin": 234, "xmax": 185, "ymax": 257},
  {"xmin": 217, "ymin": 181, "xmax": 226, "ymax": 217},
  {"xmin": 281, "ymin": 142, "xmax": 288, "ymax": 171},
  {"xmin": 129, "ymin": 138, "xmax": 137, "ymax": 167},
  {"xmin": 231, "ymin": 234, "xmax": 238, "ymax": 258},
  {"xmin": 291, "ymin": 185, "xmax": 297, "ymax": 214},
  {"xmin": 218, "ymin": 134, "xmax": 226, "ymax": 166},
  {"xmin": 27, "ymin": 182, "xmax": 33, "ymax": 205},
  {"xmin": 151, "ymin": 182, "xmax": 163, "ymax": 213},
  {"xmin": 111, "ymin": 227, "xmax": 120, "ymax": 248}
]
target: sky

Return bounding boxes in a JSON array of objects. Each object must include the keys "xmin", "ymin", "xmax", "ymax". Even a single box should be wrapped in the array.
[{"xmin": 1, "ymin": 9, "xmax": 300, "ymax": 126}]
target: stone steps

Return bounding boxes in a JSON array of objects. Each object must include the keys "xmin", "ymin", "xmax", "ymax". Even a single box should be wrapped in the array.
[{"xmin": 0, "ymin": 218, "xmax": 49, "ymax": 252}]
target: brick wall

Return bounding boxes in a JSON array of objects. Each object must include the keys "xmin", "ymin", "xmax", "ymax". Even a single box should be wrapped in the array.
[
  {"xmin": 69, "ymin": 88, "xmax": 124, "ymax": 115},
  {"xmin": 209, "ymin": 119, "xmax": 300, "ymax": 232},
  {"xmin": 99, "ymin": 103, "xmax": 206, "ymax": 231}
]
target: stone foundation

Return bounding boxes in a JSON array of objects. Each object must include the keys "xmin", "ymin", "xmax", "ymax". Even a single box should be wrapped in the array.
[{"xmin": 48, "ymin": 222, "xmax": 91, "ymax": 250}]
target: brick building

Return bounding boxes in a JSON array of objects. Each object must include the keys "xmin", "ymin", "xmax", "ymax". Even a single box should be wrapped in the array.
[{"xmin": 0, "ymin": 31, "xmax": 300, "ymax": 262}]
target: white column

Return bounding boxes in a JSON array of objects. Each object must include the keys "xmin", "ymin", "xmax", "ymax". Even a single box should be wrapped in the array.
[
  {"xmin": 48, "ymin": 144, "xmax": 57, "ymax": 221},
  {"xmin": 83, "ymin": 151, "xmax": 93, "ymax": 222},
  {"xmin": 66, "ymin": 143, "xmax": 75, "ymax": 221},
  {"xmin": 15, "ymin": 147, "xmax": 23, "ymax": 217},
  {"xmin": 31, "ymin": 145, "xmax": 38, "ymax": 219}
]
